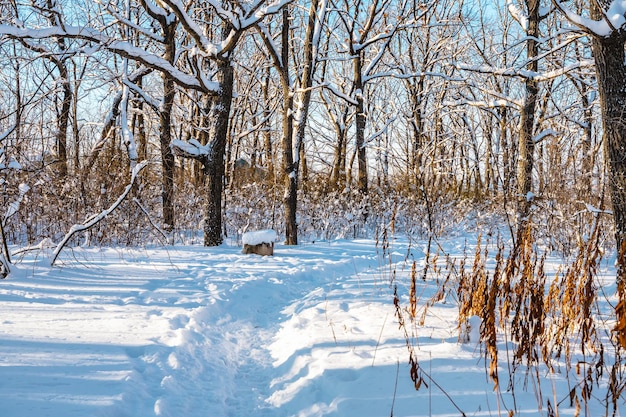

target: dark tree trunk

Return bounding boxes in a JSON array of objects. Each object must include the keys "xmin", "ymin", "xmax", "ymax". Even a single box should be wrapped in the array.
[
  {"xmin": 280, "ymin": 8, "xmax": 298, "ymax": 245},
  {"xmin": 354, "ymin": 56, "xmax": 368, "ymax": 194},
  {"xmin": 262, "ymin": 67, "xmax": 274, "ymax": 180},
  {"xmin": 592, "ymin": 31, "xmax": 626, "ymax": 286},
  {"xmin": 134, "ymin": 76, "xmax": 147, "ymax": 162},
  {"xmin": 580, "ymin": 89, "xmax": 593, "ymax": 196},
  {"xmin": 516, "ymin": 0, "xmax": 539, "ymax": 237},
  {"xmin": 56, "ymin": 60, "xmax": 71, "ymax": 178},
  {"xmin": 407, "ymin": 76, "xmax": 426, "ymax": 186},
  {"xmin": 160, "ymin": 23, "xmax": 177, "ymax": 232},
  {"xmin": 203, "ymin": 61, "xmax": 234, "ymax": 246},
  {"xmin": 330, "ymin": 118, "xmax": 348, "ymax": 190}
]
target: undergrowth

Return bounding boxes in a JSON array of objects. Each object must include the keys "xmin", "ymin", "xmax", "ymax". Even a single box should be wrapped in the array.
[{"xmin": 385, "ymin": 212, "xmax": 625, "ymax": 416}]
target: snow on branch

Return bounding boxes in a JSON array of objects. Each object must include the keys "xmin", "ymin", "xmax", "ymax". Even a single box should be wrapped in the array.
[
  {"xmin": 234, "ymin": 109, "xmax": 276, "ymax": 141},
  {"xmin": 456, "ymin": 62, "xmax": 535, "ymax": 79},
  {"xmin": 171, "ymin": 139, "xmax": 211, "ymax": 160},
  {"xmin": 120, "ymin": 83, "xmax": 138, "ymax": 163},
  {"xmin": 256, "ymin": 22, "xmax": 284, "ymax": 68},
  {"xmin": 139, "ymin": 0, "xmax": 172, "ymax": 21},
  {"xmin": 3, "ymin": 184, "xmax": 30, "ymax": 225},
  {"xmin": 236, "ymin": 0, "xmax": 295, "ymax": 31},
  {"xmin": 321, "ymin": 83, "xmax": 359, "ymax": 106},
  {"xmin": 365, "ymin": 116, "xmax": 397, "ymax": 146},
  {"xmin": 105, "ymin": 2, "xmax": 165, "ymax": 43},
  {"xmin": 159, "ymin": 0, "xmax": 217, "ymax": 54},
  {"xmin": 0, "ymin": 24, "xmax": 212, "ymax": 92},
  {"xmin": 444, "ymin": 98, "xmax": 519, "ymax": 109},
  {"xmin": 533, "ymin": 128, "xmax": 558, "ymax": 144},
  {"xmin": 585, "ymin": 202, "xmax": 612, "ymax": 215},
  {"xmin": 122, "ymin": 77, "xmax": 161, "ymax": 112},
  {"xmin": 0, "ymin": 125, "xmax": 16, "ymax": 142},
  {"xmin": 50, "ymin": 161, "xmax": 148, "ymax": 266},
  {"xmin": 508, "ymin": 0, "xmax": 529, "ymax": 31},
  {"xmin": 553, "ymin": 0, "xmax": 626, "ymax": 37}
]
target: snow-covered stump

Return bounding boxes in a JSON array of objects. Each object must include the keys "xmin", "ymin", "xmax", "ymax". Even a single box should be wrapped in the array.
[{"xmin": 242, "ymin": 230, "xmax": 276, "ymax": 256}]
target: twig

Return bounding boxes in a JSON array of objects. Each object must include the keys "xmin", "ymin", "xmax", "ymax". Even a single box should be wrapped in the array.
[
  {"xmin": 372, "ymin": 312, "xmax": 388, "ymax": 366},
  {"xmin": 133, "ymin": 197, "xmax": 171, "ymax": 244},
  {"xmin": 390, "ymin": 360, "xmax": 399, "ymax": 417}
]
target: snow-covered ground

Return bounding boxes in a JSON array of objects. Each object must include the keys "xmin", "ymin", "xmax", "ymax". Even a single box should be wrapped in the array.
[{"xmin": 0, "ymin": 237, "xmax": 618, "ymax": 416}]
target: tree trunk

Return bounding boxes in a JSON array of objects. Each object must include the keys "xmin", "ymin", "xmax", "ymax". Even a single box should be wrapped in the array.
[
  {"xmin": 592, "ymin": 31, "xmax": 626, "ymax": 286},
  {"xmin": 279, "ymin": 8, "xmax": 298, "ymax": 245},
  {"xmin": 408, "ymin": 76, "xmax": 426, "ymax": 187},
  {"xmin": 262, "ymin": 67, "xmax": 274, "ymax": 181},
  {"xmin": 579, "ymin": 84, "xmax": 593, "ymax": 199},
  {"xmin": 203, "ymin": 61, "xmax": 234, "ymax": 246},
  {"xmin": 56, "ymin": 60, "xmax": 71, "ymax": 179},
  {"xmin": 135, "ymin": 76, "xmax": 147, "ymax": 162},
  {"xmin": 330, "ymin": 121, "xmax": 347, "ymax": 190},
  {"xmin": 516, "ymin": 0, "xmax": 540, "ymax": 236},
  {"xmin": 484, "ymin": 112, "xmax": 494, "ymax": 192},
  {"xmin": 160, "ymin": 23, "xmax": 176, "ymax": 232},
  {"xmin": 354, "ymin": 55, "xmax": 368, "ymax": 194}
]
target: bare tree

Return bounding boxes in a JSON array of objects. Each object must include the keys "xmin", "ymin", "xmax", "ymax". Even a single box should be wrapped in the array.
[
  {"xmin": 0, "ymin": 0, "xmax": 291, "ymax": 246},
  {"xmin": 257, "ymin": 0, "xmax": 328, "ymax": 245},
  {"xmin": 327, "ymin": 0, "xmax": 409, "ymax": 194}
]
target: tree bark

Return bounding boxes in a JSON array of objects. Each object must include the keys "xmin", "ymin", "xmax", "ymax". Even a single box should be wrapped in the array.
[
  {"xmin": 591, "ymin": 31, "xmax": 626, "ymax": 286},
  {"xmin": 516, "ymin": 0, "xmax": 540, "ymax": 236},
  {"xmin": 279, "ymin": 8, "xmax": 298, "ymax": 245},
  {"xmin": 160, "ymin": 22, "xmax": 177, "ymax": 232},
  {"xmin": 262, "ymin": 69, "xmax": 274, "ymax": 180},
  {"xmin": 203, "ymin": 61, "xmax": 234, "ymax": 246},
  {"xmin": 354, "ymin": 55, "xmax": 368, "ymax": 194},
  {"xmin": 56, "ymin": 59, "xmax": 71, "ymax": 178},
  {"xmin": 330, "ymin": 115, "xmax": 348, "ymax": 190}
]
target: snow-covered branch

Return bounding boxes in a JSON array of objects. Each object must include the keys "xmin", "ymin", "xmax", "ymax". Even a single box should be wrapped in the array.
[
  {"xmin": 444, "ymin": 98, "xmax": 520, "ymax": 109},
  {"xmin": 365, "ymin": 116, "xmax": 397, "ymax": 146},
  {"xmin": 119, "ymin": 83, "xmax": 138, "ymax": 163},
  {"xmin": 138, "ymin": 0, "xmax": 172, "ymax": 21},
  {"xmin": 255, "ymin": 22, "xmax": 283, "ymax": 69},
  {"xmin": 553, "ymin": 0, "xmax": 626, "ymax": 36},
  {"xmin": 533, "ymin": 128, "xmax": 558, "ymax": 144},
  {"xmin": 171, "ymin": 139, "xmax": 211, "ymax": 161},
  {"xmin": 122, "ymin": 77, "xmax": 161, "ymax": 112},
  {"xmin": 508, "ymin": 0, "xmax": 529, "ymax": 31},
  {"xmin": 3, "ymin": 184, "xmax": 30, "ymax": 226},
  {"xmin": 0, "ymin": 24, "xmax": 211, "ymax": 92},
  {"xmin": 105, "ymin": 2, "xmax": 165, "ymax": 43},
  {"xmin": 50, "ymin": 161, "xmax": 148, "ymax": 267},
  {"xmin": 321, "ymin": 82, "xmax": 359, "ymax": 106},
  {"xmin": 0, "ymin": 125, "xmax": 16, "ymax": 142}
]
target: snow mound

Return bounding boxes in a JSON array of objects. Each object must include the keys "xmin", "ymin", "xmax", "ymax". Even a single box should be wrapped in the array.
[{"xmin": 242, "ymin": 229, "xmax": 276, "ymax": 246}]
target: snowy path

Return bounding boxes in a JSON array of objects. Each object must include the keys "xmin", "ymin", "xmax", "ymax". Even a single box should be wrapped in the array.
[
  {"xmin": 1, "ymin": 238, "xmax": 602, "ymax": 416},
  {"xmin": 0, "ymin": 240, "xmax": 412, "ymax": 417}
]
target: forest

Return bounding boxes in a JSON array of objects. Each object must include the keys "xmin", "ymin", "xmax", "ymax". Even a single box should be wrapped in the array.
[
  {"xmin": 2, "ymin": 0, "xmax": 626, "ymax": 413},
  {"xmin": 0, "ymin": 0, "xmax": 616, "ymax": 248}
]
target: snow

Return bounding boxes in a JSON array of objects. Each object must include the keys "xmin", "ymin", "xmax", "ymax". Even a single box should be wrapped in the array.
[
  {"xmin": 0, "ymin": 237, "xmax": 618, "ymax": 417},
  {"xmin": 556, "ymin": 0, "xmax": 626, "ymax": 37},
  {"xmin": 3, "ymin": 183, "xmax": 29, "ymax": 222},
  {"xmin": 508, "ymin": 0, "xmax": 529, "ymax": 31},
  {"xmin": 242, "ymin": 229, "xmax": 277, "ymax": 246},
  {"xmin": 170, "ymin": 139, "xmax": 209, "ymax": 157}
]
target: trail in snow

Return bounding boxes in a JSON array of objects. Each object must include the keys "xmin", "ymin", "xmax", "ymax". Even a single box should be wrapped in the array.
[
  {"xmin": 1, "ymin": 238, "xmax": 614, "ymax": 416},
  {"xmin": 0, "ymin": 240, "xmax": 395, "ymax": 417}
]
